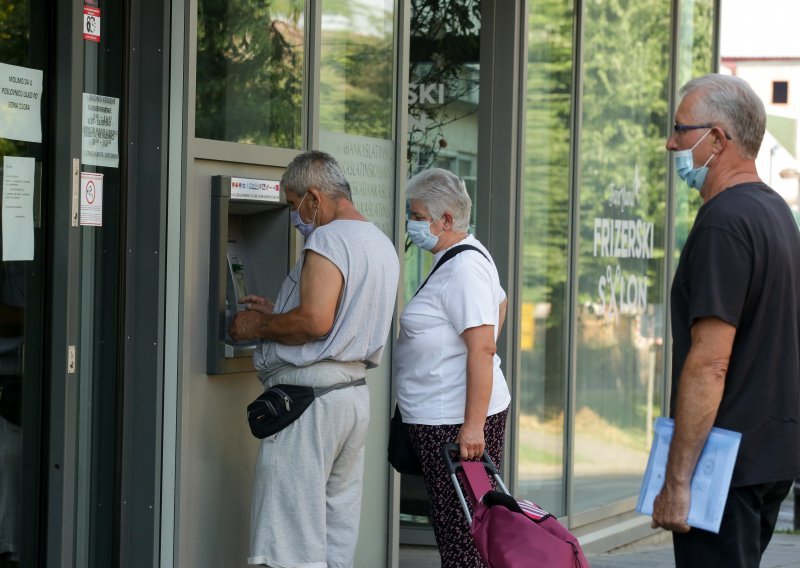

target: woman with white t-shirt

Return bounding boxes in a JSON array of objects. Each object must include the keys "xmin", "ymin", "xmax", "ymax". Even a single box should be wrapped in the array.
[{"xmin": 394, "ymin": 168, "xmax": 510, "ymax": 568}]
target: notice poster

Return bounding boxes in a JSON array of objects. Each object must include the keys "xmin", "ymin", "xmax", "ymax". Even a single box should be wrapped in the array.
[
  {"xmin": 83, "ymin": 5, "xmax": 101, "ymax": 42},
  {"xmin": 2, "ymin": 156, "xmax": 36, "ymax": 261},
  {"xmin": 0, "ymin": 62, "xmax": 43, "ymax": 143},
  {"xmin": 80, "ymin": 172, "xmax": 103, "ymax": 227},
  {"xmin": 82, "ymin": 92, "xmax": 120, "ymax": 168}
]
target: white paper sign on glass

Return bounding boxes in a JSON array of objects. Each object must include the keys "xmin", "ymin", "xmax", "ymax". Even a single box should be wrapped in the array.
[
  {"xmin": 82, "ymin": 93, "xmax": 120, "ymax": 168},
  {"xmin": 636, "ymin": 417, "xmax": 741, "ymax": 533},
  {"xmin": 80, "ymin": 172, "xmax": 104, "ymax": 227},
  {"xmin": 2, "ymin": 156, "xmax": 36, "ymax": 261},
  {"xmin": 0, "ymin": 62, "xmax": 43, "ymax": 143}
]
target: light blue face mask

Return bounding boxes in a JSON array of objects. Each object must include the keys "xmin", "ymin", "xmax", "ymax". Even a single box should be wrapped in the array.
[
  {"xmin": 407, "ymin": 219, "xmax": 442, "ymax": 251},
  {"xmin": 290, "ymin": 192, "xmax": 316, "ymax": 238},
  {"xmin": 674, "ymin": 129, "xmax": 715, "ymax": 190}
]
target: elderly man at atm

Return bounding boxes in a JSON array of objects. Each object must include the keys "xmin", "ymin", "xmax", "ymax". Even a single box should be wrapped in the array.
[{"xmin": 229, "ymin": 150, "xmax": 399, "ymax": 568}]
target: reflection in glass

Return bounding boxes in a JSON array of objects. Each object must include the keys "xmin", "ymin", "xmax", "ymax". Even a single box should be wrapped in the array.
[
  {"xmin": 404, "ymin": 0, "xmax": 480, "ymax": 300},
  {"xmin": 400, "ymin": 0, "xmax": 481, "ymax": 531},
  {"xmin": 1, "ymin": 2, "xmax": 34, "ymax": 562},
  {"xmin": 574, "ymin": 0, "xmax": 670, "ymax": 512},
  {"xmin": 196, "ymin": 0, "xmax": 304, "ymax": 148},
  {"xmin": 318, "ymin": 0, "xmax": 396, "ymax": 240},
  {"xmin": 0, "ymin": 261, "xmax": 23, "ymax": 565},
  {"xmin": 518, "ymin": 0, "xmax": 574, "ymax": 517},
  {"xmin": 674, "ymin": 0, "xmax": 715, "ymax": 259},
  {"xmin": 320, "ymin": 0, "xmax": 394, "ymax": 139}
]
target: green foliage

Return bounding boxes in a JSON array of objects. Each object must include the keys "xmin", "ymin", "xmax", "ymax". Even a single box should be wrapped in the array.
[
  {"xmin": 577, "ymin": 0, "xmax": 672, "ymax": 304},
  {"xmin": 0, "ymin": 0, "xmax": 28, "ymax": 67},
  {"xmin": 195, "ymin": 0, "xmax": 304, "ymax": 147},
  {"xmin": 407, "ymin": 0, "xmax": 481, "ymax": 170},
  {"xmin": 0, "ymin": 0, "xmax": 29, "ymax": 156},
  {"xmin": 319, "ymin": 0, "xmax": 394, "ymax": 139}
]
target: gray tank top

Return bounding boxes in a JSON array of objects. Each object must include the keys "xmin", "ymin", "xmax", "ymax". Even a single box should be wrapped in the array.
[{"xmin": 254, "ymin": 220, "xmax": 399, "ymax": 382}]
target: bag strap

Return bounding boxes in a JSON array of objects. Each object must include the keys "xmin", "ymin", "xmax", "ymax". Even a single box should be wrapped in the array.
[
  {"xmin": 460, "ymin": 460, "xmax": 494, "ymax": 506},
  {"xmin": 413, "ymin": 244, "xmax": 488, "ymax": 298},
  {"xmin": 313, "ymin": 377, "xmax": 366, "ymax": 397}
]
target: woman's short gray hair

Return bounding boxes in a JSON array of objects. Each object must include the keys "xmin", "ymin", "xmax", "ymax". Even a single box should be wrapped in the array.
[
  {"xmin": 680, "ymin": 74, "xmax": 766, "ymax": 159},
  {"xmin": 281, "ymin": 150, "xmax": 352, "ymax": 201},
  {"xmin": 406, "ymin": 168, "xmax": 472, "ymax": 232}
]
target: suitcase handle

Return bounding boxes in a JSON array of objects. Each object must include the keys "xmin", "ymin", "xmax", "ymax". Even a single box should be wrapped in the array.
[
  {"xmin": 441, "ymin": 443, "xmax": 511, "ymax": 526},
  {"xmin": 441, "ymin": 442, "xmax": 500, "ymax": 477}
]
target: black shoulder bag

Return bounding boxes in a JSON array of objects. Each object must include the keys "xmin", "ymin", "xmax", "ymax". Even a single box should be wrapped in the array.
[
  {"xmin": 388, "ymin": 244, "xmax": 489, "ymax": 475},
  {"xmin": 248, "ymin": 378, "xmax": 366, "ymax": 439}
]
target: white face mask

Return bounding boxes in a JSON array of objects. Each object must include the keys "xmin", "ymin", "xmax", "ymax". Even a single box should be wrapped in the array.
[
  {"xmin": 290, "ymin": 192, "xmax": 317, "ymax": 237},
  {"xmin": 406, "ymin": 219, "xmax": 442, "ymax": 251}
]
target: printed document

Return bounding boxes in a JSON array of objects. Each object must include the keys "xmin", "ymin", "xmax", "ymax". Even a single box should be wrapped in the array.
[{"xmin": 636, "ymin": 417, "xmax": 741, "ymax": 533}]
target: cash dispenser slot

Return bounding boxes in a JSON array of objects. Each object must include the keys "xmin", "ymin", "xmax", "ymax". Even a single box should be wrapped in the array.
[{"xmin": 208, "ymin": 175, "xmax": 290, "ymax": 374}]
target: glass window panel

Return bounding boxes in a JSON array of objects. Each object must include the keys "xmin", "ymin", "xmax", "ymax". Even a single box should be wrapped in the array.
[
  {"xmin": 319, "ymin": 0, "xmax": 394, "ymax": 139},
  {"xmin": 318, "ymin": 0, "xmax": 396, "ymax": 240},
  {"xmin": 674, "ymin": 0, "xmax": 715, "ymax": 258},
  {"xmin": 404, "ymin": 0, "xmax": 481, "ymax": 301},
  {"xmin": 573, "ymin": 0, "xmax": 671, "ymax": 512},
  {"xmin": 399, "ymin": 0, "xmax": 481, "ymax": 531},
  {"xmin": 518, "ymin": 0, "xmax": 575, "ymax": 517},
  {"xmin": 195, "ymin": 0, "xmax": 304, "ymax": 148}
]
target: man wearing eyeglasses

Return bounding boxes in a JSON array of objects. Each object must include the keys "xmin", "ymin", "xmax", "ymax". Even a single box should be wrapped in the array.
[{"xmin": 651, "ymin": 74, "xmax": 800, "ymax": 567}]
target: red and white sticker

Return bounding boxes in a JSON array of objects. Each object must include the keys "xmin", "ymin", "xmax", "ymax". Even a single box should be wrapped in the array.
[{"xmin": 83, "ymin": 6, "xmax": 101, "ymax": 43}]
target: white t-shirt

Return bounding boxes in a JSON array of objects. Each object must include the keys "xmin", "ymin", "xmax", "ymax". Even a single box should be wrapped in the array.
[
  {"xmin": 394, "ymin": 235, "xmax": 511, "ymax": 425},
  {"xmin": 254, "ymin": 220, "xmax": 399, "ymax": 380}
]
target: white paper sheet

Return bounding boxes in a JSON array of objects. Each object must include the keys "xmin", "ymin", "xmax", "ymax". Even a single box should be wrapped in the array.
[
  {"xmin": 0, "ymin": 62, "xmax": 43, "ymax": 143},
  {"xmin": 80, "ymin": 172, "xmax": 103, "ymax": 227},
  {"xmin": 82, "ymin": 92, "xmax": 120, "ymax": 168},
  {"xmin": 636, "ymin": 417, "xmax": 741, "ymax": 533},
  {"xmin": 2, "ymin": 156, "xmax": 35, "ymax": 261}
]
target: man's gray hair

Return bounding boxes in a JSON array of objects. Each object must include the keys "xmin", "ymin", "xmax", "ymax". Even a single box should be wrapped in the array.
[
  {"xmin": 406, "ymin": 168, "xmax": 472, "ymax": 232},
  {"xmin": 681, "ymin": 74, "xmax": 766, "ymax": 159},
  {"xmin": 281, "ymin": 150, "xmax": 352, "ymax": 201}
]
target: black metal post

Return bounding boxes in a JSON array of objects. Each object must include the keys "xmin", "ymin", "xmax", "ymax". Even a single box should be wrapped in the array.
[{"xmin": 794, "ymin": 478, "xmax": 800, "ymax": 531}]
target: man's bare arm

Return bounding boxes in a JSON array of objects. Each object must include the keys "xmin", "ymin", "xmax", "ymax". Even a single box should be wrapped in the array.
[
  {"xmin": 651, "ymin": 316, "xmax": 735, "ymax": 532},
  {"xmin": 229, "ymin": 251, "xmax": 343, "ymax": 345}
]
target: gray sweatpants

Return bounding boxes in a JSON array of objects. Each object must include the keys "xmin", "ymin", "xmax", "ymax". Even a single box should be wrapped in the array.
[{"xmin": 248, "ymin": 362, "xmax": 369, "ymax": 568}]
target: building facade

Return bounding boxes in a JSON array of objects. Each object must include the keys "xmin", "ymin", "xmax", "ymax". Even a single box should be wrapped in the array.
[{"xmin": 0, "ymin": 0, "xmax": 719, "ymax": 565}]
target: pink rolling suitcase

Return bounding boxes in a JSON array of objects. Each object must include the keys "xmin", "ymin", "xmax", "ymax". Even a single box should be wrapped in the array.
[{"xmin": 442, "ymin": 443, "xmax": 589, "ymax": 568}]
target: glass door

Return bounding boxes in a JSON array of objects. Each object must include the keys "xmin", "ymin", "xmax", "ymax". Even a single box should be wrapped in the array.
[
  {"xmin": 2, "ymin": 0, "xmax": 128, "ymax": 565},
  {"xmin": 0, "ymin": 0, "xmax": 52, "ymax": 565},
  {"xmin": 401, "ymin": 0, "xmax": 482, "ymax": 542},
  {"xmin": 74, "ymin": 0, "xmax": 125, "ymax": 565}
]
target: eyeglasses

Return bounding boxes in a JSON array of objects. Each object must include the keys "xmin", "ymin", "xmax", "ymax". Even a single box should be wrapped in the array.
[{"xmin": 673, "ymin": 123, "xmax": 732, "ymax": 140}]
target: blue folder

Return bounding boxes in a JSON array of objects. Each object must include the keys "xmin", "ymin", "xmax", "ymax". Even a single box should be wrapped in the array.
[{"xmin": 636, "ymin": 417, "xmax": 741, "ymax": 533}]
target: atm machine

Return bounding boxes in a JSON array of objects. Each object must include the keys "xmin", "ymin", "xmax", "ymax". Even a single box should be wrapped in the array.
[{"xmin": 208, "ymin": 175, "xmax": 292, "ymax": 374}]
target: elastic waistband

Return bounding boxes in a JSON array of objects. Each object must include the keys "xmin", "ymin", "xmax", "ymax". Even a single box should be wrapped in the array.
[{"xmin": 259, "ymin": 360, "xmax": 367, "ymax": 389}]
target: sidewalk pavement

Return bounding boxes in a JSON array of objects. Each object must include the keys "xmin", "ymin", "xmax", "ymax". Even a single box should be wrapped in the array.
[
  {"xmin": 589, "ymin": 491, "xmax": 799, "ymax": 567},
  {"xmin": 399, "ymin": 491, "xmax": 799, "ymax": 568}
]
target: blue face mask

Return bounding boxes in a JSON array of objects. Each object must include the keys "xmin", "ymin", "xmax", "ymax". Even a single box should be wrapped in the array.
[
  {"xmin": 290, "ymin": 192, "xmax": 316, "ymax": 238},
  {"xmin": 674, "ymin": 129, "xmax": 714, "ymax": 190},
  {"xmin": 407, "ymin": 219, "xmax": 441, "ymax": 251}
]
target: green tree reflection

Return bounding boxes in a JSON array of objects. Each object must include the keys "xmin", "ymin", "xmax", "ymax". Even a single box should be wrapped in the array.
[
  {"xmin": 196, "ymin": 0, "xmax": 304, "ymax": 148},
  {"xmin": 0, "ymin": 0, "xmax": 29, "ymax": 156}
]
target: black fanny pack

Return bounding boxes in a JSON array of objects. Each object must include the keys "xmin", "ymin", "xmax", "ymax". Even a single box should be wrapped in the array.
[{"xmin": 247, "ymin": 378, "xmax": 366, "ymax": 439}]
